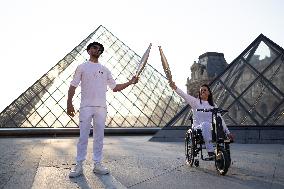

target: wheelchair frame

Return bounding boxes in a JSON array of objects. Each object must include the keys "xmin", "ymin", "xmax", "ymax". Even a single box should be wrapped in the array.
[{"xmin": 184, "ymin": 108, "xmax": 231, "ymax": 175}]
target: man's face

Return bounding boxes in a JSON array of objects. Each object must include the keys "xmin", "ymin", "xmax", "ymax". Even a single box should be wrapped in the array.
[{"xmin": 88, "ymin": 45, "xmax": 102, "ymax": 57}]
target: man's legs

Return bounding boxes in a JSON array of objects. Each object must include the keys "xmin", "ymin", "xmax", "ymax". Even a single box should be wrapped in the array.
[
  {"xmin": 92, "ymin": 107, "xmax": 109, "ymax": 174},
  {"xmin": 70, "ymin": 107, "xmax": 93, "ymax": 178},
  {"xmin": 76, "ymin": 107, "xmax": 93, "ymax": 162}
]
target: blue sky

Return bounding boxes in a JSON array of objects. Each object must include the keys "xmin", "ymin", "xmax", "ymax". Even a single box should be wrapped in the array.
[{"xmin": 0, "ymin": 0, "xmax": 283, "ymax": 111}]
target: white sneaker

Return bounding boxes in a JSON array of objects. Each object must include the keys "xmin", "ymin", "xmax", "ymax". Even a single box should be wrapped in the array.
[
  {"xmin": 93, "ymin": 163, "xmax": 110, "ymax": 175},
  {"xmin": 69, "ymin": 163, "xmax": 83, "ymax": 178}
]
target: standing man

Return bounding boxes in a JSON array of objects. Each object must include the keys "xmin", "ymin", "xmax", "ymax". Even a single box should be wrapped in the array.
[{"xmin": 67, "ymin": 42, "xmax": 138, "ymax": 178}]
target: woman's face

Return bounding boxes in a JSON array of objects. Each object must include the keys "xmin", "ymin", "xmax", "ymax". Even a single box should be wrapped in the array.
[{"xmin": 199, "ymin": 86, "xmax": 210, "ymax": 101}]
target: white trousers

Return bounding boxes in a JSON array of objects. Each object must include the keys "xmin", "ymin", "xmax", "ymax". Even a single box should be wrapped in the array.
[
  {"xmin": 194, "ymin": 122, "xmax": 214, "ymax": 153},
  {"xmin": 76, "ymin": 106, "xmax": 107, "ymax": 163}
]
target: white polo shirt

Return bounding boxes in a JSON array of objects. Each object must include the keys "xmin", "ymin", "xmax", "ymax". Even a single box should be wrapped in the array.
[{"xmin": 70, "ymin": 61, "xmax": 117, "ymax": 108}]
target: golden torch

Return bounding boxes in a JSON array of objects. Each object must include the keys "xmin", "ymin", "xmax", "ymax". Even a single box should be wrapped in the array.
[
  {"xmin": 136, "ymin": 43, "xmax": 152, "ymax": 77},
  {"xmin": 159, "ymin": 46, "xmax": 173, "ymax": 85}
]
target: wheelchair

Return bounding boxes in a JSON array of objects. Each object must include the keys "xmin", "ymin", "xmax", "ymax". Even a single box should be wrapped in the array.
[{"xmin": 184, "ymin": 108, "xmax": 232, "ymax": 175}]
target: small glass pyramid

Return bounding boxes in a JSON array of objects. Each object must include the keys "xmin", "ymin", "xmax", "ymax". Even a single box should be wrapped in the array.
[{"xmin": 168, "ymin": 34, "xmax": 284, "ymax": 127}]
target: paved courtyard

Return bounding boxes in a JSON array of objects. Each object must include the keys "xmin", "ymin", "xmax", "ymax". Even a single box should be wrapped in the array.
[{"xmin": 0, "ymin": 136, "xmax": 283, "ymax": 189}]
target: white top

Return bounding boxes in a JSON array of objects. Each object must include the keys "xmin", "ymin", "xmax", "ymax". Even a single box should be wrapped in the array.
[
  {"xmin": 176, "ymin": 87, "xmax": 230, "ymax": 134},
  {"xmin": 70, "ymin": 61, "xmax": 117, "ymax": 108}
]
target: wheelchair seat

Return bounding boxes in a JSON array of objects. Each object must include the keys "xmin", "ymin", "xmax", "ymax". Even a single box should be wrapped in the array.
[{"xmin": 193, "ymin": 128, "xmax": 222, "ymax": 144}]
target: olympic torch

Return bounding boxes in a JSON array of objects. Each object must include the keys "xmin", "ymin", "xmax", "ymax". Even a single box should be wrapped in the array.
[
  {"xmin": 136, "ymin": 43, "xmax": 152, "ymax": 77},
  {"xmin": 159, "ymin": 46, "xmax": 173, "ymax": 85}
]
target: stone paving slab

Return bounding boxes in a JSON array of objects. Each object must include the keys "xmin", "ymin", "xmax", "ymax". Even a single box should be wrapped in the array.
[
  {"xmin": 32, "ymin": 166, "xmax": 126, "ymax": 189},
  {"xmin": 0, "ymin": 136, "xmax": 283, "ymax": 189}
]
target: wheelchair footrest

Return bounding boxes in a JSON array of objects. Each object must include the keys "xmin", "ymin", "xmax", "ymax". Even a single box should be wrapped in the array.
[{"xmin": 204, "ymin": 156, "xmax": 215, "ymax": 161}]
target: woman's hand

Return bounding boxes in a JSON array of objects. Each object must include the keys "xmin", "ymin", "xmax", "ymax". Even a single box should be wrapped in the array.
[{"xmin": 227, "ymin": 133, "xmax": 234, "ymax": 142}]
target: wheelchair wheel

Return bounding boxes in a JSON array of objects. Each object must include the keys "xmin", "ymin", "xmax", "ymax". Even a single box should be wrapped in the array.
[
  {"xmin": 185, "ymin": 130, "xmax": 195, "ymax": 166},
  {"xmin": 225, "ymin": 143, "xmax": 231, "ymax": 169},
  {"xmin": 215, "ymin": 147, "xmax": 230, "ymax": 175},
  {"xmin": 194, "ymin": 159, "xmax": 199, "ymax": 167}
]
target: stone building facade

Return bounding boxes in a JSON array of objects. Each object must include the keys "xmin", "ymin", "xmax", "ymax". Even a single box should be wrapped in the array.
[{"xmin": 186, "ymin": 52, "xmax": 228, "ymax": 96}]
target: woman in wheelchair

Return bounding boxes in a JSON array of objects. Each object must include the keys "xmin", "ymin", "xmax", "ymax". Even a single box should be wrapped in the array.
[{"xmin": 169, "ymin": 82, "xmax": 234, "ymax": 160}]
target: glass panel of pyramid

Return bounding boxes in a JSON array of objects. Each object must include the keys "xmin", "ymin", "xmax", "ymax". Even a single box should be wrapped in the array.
[
  {"xmin": 168, "ymin": 34, "xmax": 284, "ymax": 127},
  {"xmin": 0, "ymin": 25, "xmax": 185, "ymax": 128}
]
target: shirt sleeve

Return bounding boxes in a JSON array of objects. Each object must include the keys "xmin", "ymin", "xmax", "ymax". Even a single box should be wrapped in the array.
[
  {"xmin": 106, "ymin": 68, "xmax": 117, "ymax": 90},
  {"xmin": 70, "ymin": 65, "xmax": 82, "ymax": 87},
  {"xmin": 175, "ymin": 87, "xmax": 198, "ymax": 109}
]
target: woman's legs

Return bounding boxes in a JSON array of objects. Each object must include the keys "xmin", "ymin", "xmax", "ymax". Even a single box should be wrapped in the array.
[{"xmin": 201, "ymin": 122, "xmax": 214, "ymax": 153}]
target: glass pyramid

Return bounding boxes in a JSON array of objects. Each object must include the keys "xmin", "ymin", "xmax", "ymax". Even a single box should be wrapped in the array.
[
  {"xmin": 0, "ymin": 25, "xmax": 185, "ymax": 128},
  {"xmin": 168, "ymin": 34, "xmax": 284, "ymax": 127}
]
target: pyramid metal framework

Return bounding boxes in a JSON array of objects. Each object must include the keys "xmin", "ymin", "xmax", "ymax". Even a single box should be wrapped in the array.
[
  {"xmin": 0, "ymin": 25, "xmax": 185, "ymax": 128},
  {"xmin": 168, "ymin": 34, "xmax": 284, "ymax": 127}
]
